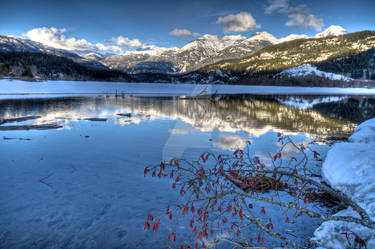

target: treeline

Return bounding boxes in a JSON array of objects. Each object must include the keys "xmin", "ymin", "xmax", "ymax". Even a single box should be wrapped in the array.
[{"xmin": 0, "ymin": 52, "xmax": 131, "ymax": 82}]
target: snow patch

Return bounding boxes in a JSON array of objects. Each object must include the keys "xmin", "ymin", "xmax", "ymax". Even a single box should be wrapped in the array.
[
  {"xmin": 278, "ymin": 64, "xmax": 353, "ymax": 82},
  {"xmin": 312, "ymin": 118, "xmax": 375, "ymax": 248},
  {"xmin": 279, "ymin": 34, "xmax": 309, "ymax": 43}
]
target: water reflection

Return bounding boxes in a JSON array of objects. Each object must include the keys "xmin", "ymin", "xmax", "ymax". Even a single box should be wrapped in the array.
[
  {"xmin": 1, "ymin": 95, "xmax": 372, "ymax": 137},
  {"xmin": 1, "ymin": 95, "xmax": 374, "ymax": 249}
]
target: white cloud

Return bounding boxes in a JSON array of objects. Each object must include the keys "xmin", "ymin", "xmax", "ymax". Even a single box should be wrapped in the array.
[
  {"xmin": 95, "ymin": 43, "xmax": 123, "ymax": 53},
  {"xmin": 169, "ymin": 29, "xmax": 200, "ymax": 38},
  {"xmin": 265, "ymin": 0, "xmax": 289, "ymax": 14},
  {"xmin": 24, "ymin": 27, "xmax": 95, "ymax": 51},
  {"xmin": 265, "ymin": 1, "xmax": 323, "ymax": 31},
  {"xmin": 114, "ymin": 36, "xmax": 142, "ymax": 47},
  {"xmin": 286, "ymin": 7, "xmax": 323, "ymax": 31},
  {"xmin": 216, "ymin": 12, "xmax": 260, "ymax": 33},
  {"xmin": 23, "ymin": 27, "xmax": 127, "ymax": 53}
]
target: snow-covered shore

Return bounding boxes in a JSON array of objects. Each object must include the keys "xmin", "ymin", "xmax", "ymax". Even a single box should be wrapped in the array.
[
  {"xmin": 1, "ymin": 79, "xmax": 375, "ymax": 100},
  {"xmin": 312, "ymin": 118, "xmax": 375, "ymax": 248}
]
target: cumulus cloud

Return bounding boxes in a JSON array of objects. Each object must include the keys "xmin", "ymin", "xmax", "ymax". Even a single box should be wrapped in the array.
[
  {"xmin": 95, "ymin": 43, "xmax": 123, "ymax": 53},
  {"xmin": 23, "ymin": 27, "xmax": 145, "ymax": 53},
  {"xmin": 265, "ymin": 1, "xmax": 323, "ymax": 31},
  {"xmin": 216, "ymin": 12, "xmax": 260, "ymax": 33},
  {"xmin": 169, "ymin": 29, "xmax": 200, "ymax": 38},
  {"xmin": 285, "ymin": 7, "xmax": 323, "ymax": 31},
  {"xmin": 24, "ymin": 27, "xmax": 96, "ymax": 51},
  {"xmin": 265, "ymin": 0, "xmax": 289, "ymax": 14},
  {"xmin": 114, "ymin": 36, "xmax": 142, "ymax": 47}
]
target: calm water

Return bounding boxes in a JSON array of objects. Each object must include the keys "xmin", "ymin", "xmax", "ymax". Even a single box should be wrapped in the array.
[{"xmin": 0, "ymin": 95, "xmax": 374, "ymax": 249}]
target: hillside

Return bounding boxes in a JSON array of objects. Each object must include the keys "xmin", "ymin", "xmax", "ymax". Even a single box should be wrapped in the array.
[
  {"xmin": 0, "ymin": 35, "xmax": 107, "ymax": 70},
  {"xmin": 201, "ymin": 31, "xmax": 375, "ymax": 80},
  {"xmin": 100, "ymin": 32, "xmax": 278, "ymax": 74},
  {"xmin": 0, "ymin": 52, "xmax": 131, "ymax": 81}
]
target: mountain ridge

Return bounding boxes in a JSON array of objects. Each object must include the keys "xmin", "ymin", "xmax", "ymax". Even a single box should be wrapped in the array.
[{"xmin": 1, "ymin": 27, "xmax": 375, "ymax": 86}]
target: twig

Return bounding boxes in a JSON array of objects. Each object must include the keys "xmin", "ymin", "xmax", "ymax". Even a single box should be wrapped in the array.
[{"xmin": 39, "ymin": 173, "xmax": 54, "ymax": 189}]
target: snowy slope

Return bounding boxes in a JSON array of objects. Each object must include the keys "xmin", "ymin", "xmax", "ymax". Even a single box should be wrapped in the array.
[
  {"xmin": 279, "ymin": 34, "xmax": 309, "ymax": 43},
  {"xmin": 312, "ymin": 118, "xmax": 375, "ymax": 248},
  {"xmin": 0, "ymin": 35, "xmax": 81, "ymax": 60},
  {"xmin": 315, "ymin": 25, "xmax": 347, "ymax": 38},
  {"xmin": 277, "ymin": 64, "xmax": 353, "ymax": 81},
  {"xmin": 101, "ymin": 33, "xmax": 277, "ymax": 73},
  {"xmin": 82, "ymin": 52, "xmax": 105, "ymax": 61},
  {"xmin": 278, "ymin": 26, "xmax": 347, "ymax": 43},
  {"xmin": 0, "ymin": 35, "xmax": 108, "ymax": 70}
]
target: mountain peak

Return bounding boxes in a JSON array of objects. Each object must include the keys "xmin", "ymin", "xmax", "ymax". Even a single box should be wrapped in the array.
[
  {"xmin": 315, "ymin": 25, "xmax": 347, "ymax": 38},
  {"xmin": 245, "ymin": 32, "xmax": 279, "ymax": 44},
  {"xmin": 83, "ymin": 52, "xmax": 105, "ymax": 61},
  {"xmin": 279, "ymin": 34, "xmax": 309, "ymax": 43}
]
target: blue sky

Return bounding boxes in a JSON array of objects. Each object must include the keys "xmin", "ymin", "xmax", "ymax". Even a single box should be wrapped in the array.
[{"xmin": 1, "ymin": 0, "xmax": 374, "ymax": 52}]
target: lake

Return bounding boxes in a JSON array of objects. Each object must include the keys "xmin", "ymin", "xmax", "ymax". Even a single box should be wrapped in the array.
[{"xmin": 0, "ymin": 94, "xmax": 375, "ymax": 248}]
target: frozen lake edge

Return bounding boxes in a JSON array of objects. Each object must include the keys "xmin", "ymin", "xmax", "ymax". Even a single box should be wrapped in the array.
[{"xmin": 1, "ymin": 79, "xmax": 375, "ymax": 100}]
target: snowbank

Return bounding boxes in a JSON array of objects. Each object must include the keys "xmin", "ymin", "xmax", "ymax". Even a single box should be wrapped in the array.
[
  {"xmin": 278, "ymin": 64, "xmax": 352, "ymax": 82},
  {"xmin": 312, "ymin": 118, "xmax": 375, "ymax": 249}
]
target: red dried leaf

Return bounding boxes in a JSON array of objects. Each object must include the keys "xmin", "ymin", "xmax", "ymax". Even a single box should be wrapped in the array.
[
  {"xmin": 261, "ymin": 206, "xmax": 266, "ymax": 215},
  {"xmin": 222, "ymin": 217, "xmax": 228, "ymax": 225},
  {"xmin": 313, "ymin": 151, "xmax": 320, "ymax": 159},
  {"xmin": 144, "ymin": 167, "xmax": 149, "ymax": 177}
]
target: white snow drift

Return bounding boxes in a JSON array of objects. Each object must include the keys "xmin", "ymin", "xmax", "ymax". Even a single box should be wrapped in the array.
[{"xmin": 312, "ymin": 118, "xmax": 375, "ymax": 248}]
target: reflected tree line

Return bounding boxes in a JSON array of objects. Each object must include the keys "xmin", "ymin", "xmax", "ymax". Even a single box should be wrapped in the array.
[{"xmin": 0, "ymin": 95, "xmax": 374, "ymax": 137}]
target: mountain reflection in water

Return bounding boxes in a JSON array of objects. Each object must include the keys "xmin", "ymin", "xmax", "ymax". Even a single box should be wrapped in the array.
[{"xmin": 1, "ymin": 95, "xmax": 374, "ymax": 137}]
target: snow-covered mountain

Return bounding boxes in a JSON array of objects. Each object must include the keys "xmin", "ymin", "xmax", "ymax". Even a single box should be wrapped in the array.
[
  {"xmin": 205, "ymin": 32, "xmax": 279, "ymax": 62},
  {"xmin": 0, "ymin": 35, "xmax": 108, "ymax": 70},
  {"xmin": 278, "ymin": 26, "xmax": 347, "ymax": 43},
  {"xmin": 201, "ymin": 30, "xmax": 375, "ymax": 82},
  {"xmin": 101, "ymin": 46, "xmax": 180, "ymax": 73},
  {"xmin": 101, "ymin": 32, "xmax": 278, "ymax": 73},
  {"xmin": 315, "ymin": 25, "xmax": 347, "ymax": 38},
  {"xmin": 0, "ymin": 35, "xmax": 81, "ymax": 60},
  {"xmin": 279, "ymin": 34, "xmax": 309, "ymax": 43},
  {"xmin": 2, "ymin": 25, "xmax": 370, "ymax": 81},
  {"xmin": 102, "ymin": 27, "xmax": 349, "ymax": 74},
  {"xmin": 82, "ymin": 52, "xmax": 105, "ymax": 61}
]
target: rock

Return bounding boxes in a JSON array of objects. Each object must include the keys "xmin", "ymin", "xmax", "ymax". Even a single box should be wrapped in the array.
[
  {"xmin": 116, "ymin": 113, "xmax": 132, "ymax": 117},
  {"xmin": 0, "ymin": 124, "xmax": 62, "ymax": 130},
  {"xmin": 84, "ymin": 118, "xmax": 107, "ymax": 122},
  {"xmin": 0, "ymin": 115, "xmax": 41, "ymax": 125}
]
